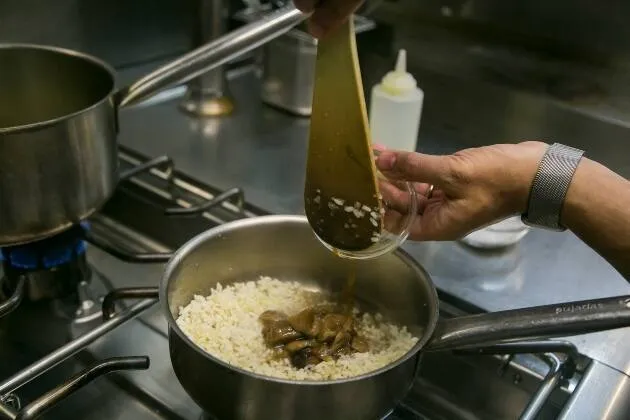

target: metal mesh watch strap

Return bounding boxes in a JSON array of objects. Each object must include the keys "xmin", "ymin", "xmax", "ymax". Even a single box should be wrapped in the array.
[{"xmin": 522, "ymin": 143, "xmax": 585, "ymax": 231}]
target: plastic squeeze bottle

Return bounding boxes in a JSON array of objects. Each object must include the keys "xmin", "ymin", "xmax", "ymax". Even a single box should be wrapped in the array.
[{"xmin": 369, "ymin": 49, "xmax": 424, "ymax": 152}]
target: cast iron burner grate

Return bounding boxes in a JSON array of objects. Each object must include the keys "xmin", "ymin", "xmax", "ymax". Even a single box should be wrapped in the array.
[
  {"xmin": 0, "ymin": 150, "xmax": 576, "ymax": 420},
  {"xmin": 0, "ymin": 151, "xmax": 251, "ymax": 419}
]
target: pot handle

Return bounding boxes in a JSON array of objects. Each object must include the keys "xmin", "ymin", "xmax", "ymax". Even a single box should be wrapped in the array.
[
  {"xmin": 116, "ymin": 4, "xmax": 309, "ymax": 108},
  {"xmin": 426, "ymin": 295, "xmax": 630, "ymax": 352},
  {"xmin": 14, "ymin": 356, "xmax": 149, "ymax": 420},
  {"xmin": 102, "ymin": 287, "xmax": 160, "ymax": 321},
  {"xmin": 452, "ymin": 340, "xmax": 579, "ymax": 358}
]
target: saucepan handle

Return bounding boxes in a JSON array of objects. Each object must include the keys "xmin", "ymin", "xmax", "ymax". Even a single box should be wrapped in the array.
[
  {"xmin": 102, "ymin": 287, "xmax": 160, "ymax": 321},
  {"xmin": 426, "ymin": 295, "xmax": 630, "ymax": 352},
  {"xmin": 115, "ymin": 4, "xmax": 309, "ymax": 108}
]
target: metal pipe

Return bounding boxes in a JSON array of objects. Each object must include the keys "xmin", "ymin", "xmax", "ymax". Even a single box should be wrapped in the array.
[
  {"xmin": 180, "ymin": 0, "xmax": 234, "ymax": 117},
  {"xmin": 84, "ymin": 234, "xmax": 172, "ymax": 263},
  {"xmin": 118, "ymin": 4, "xmax": 308, "ymax": 108},
  {"xmin": 0, "ymin": 299, "xmax": 156, "ymax": 396},
  {"xmin": 102, "ymin": 288, "xmax": 159, "ymax": 321},
  {"xmin": 165, "ymin": 187, "xmax": 244, "ymax": 215}
]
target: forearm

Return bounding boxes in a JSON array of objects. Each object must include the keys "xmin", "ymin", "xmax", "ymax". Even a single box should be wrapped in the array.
[{"xmin": 561, "ymin": 157, "xmax": 630, "ymax": 279}]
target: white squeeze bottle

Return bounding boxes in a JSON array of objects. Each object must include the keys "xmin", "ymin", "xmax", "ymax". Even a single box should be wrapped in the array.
[{"xmin": 369, "ymin": 49, "xmax": 424, "ymax": 151}]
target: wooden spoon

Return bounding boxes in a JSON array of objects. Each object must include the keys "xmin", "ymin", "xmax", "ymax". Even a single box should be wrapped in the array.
[{"xmin": 304, "ymin": 18, "xmax": 383, "ymax": 252}]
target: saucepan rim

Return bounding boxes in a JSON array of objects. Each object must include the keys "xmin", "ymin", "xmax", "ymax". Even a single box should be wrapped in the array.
[
  {"xmin": 0, "ymin": 43, "xmax": 117, "ymax": 135},
  {"xmin": 160, "ymin": 214, "xmax": 439, "ymax": 386}
]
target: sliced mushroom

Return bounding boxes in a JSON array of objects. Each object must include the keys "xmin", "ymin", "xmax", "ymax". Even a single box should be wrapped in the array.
[
  {"xmin": 312, "ymin": 303, "xmax": 339, "ymax": 315},
  {"xmin": 310, "ymin": 317, "xmax": 323, "ymax": 338},
  {"xmin": 259, "ymin": 310, "xmax": 288, "ymax": 325},
  {"xmin": 323, "ymin": 313, "xmax": 347, "ymax": 330},
  {"xmin": 262, "ymin": 320, "xmax": 303, "ymax": 346},
  {"xmin": 288, "ymin": 308, "xmax": 321, "ymax": 337},
  {"xmin": 312, "ymin": 344, "xmax": 334, "ymax": 361},
  {"xmin": 331, "ymin": 331, "xmax": 352, "ymax": 353},
  {"xmin": 351, "ymin": 336, "xmax": 369, "ymax": 353},
  {"xmin": 260, "ymin": 303, "xmax": 370, "ymax": 368},
  {"xmin": 319, "ymin": 313, "xmax": 347, "ymax": 342},
  {"xmin": 290, "ymin": 348, "xmax": 312, "ymax": 369},
  {"xmin": 341, "ymin": 316, "xmax": 354, "ymax": 333},
  {"xmin": 285, "ymin": 339, "xmax": 317, "ymax": 353}
]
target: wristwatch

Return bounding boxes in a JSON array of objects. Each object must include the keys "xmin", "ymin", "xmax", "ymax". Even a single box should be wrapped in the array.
[{"xmin": 521, "ymin": 143, "xmax": 585, "ymax": 231}]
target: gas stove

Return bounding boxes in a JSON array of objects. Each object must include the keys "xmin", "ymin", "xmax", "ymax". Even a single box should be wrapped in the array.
[{"xmin": 0, "ymin": 146, "xmax": 583, "ymax": 420}]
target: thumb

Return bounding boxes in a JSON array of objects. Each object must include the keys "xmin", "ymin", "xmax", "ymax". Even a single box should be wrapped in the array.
[{"xmin": 376, "ymin": 150, "xmax": 451, "ymax": 186}]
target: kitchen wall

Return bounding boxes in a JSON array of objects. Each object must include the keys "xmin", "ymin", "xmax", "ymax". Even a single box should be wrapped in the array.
[
  {"xmin": 0, "ymin": 0, "xmax": 195, "ymax": 68},
  {"xmin": 373, "ymin": 0, "xmax": 630, "ymax": 62},
  {"xmin": 2, "ymin": 0, "xmax": 630, "ymax": 174},
  {"xmin": 365, "ymin": 0, "xmax": 630, "ymax": 175},
  {"xmin": 5, "ymin": 0, "xmax": 630, "ymax": 68}
]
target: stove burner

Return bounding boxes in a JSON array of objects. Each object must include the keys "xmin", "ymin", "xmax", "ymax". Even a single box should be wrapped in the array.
[
  {"xmin": 0, "ymin": 222, "xmax": 89, "ymax": 270},
  {"xmin": 0, "ymin": 223, "xmax": 91, "ymax": 302}
]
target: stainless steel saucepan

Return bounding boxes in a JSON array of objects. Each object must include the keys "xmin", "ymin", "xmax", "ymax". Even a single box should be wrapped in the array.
[
  {"xmin": 0, "ymin": 5, "xmax": 307, "ymax": 247},
  {"xmin": 103, "ymin": 215, "xmax": 630, "ymax": 420}
]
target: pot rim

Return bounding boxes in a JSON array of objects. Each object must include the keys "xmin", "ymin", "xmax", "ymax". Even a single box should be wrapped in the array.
[
  {"xmin": 0, "ymin": 43, "xmax": 117, "ymax": 135},
  {"xmin": 160, "ymin": 214, "xmax": 439, "ymax": 385}
]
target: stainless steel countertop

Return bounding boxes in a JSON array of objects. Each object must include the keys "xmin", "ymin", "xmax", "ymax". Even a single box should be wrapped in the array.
[{"xmin": 115, "ymin": 60, "xmax": 630, "ymax": 376}]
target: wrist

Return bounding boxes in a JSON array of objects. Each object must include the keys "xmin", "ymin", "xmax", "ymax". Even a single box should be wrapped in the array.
[{"xmin": 561, "ymin": 157, "xmax": 613, "ymax": 229}]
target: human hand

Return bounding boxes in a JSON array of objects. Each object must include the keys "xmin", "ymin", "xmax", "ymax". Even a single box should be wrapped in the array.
[
  {"xmin": 293, "ymin": 0, "xmax": 365, "ymax": 38},
  {"xmin": 375, "ymin": 142, "xmax": 548, "ymax": 241}
]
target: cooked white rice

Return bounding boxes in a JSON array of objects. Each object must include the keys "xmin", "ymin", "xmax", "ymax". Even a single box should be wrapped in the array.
[{"xmin": 176, "ymin": 276, "xmax": 419, "ymax": 381}]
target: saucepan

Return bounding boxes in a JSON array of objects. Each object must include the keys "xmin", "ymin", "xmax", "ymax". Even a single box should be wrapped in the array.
[
  {"xmin": 103, "ymin": 215, "xmax": 630, "ymax": 420},
  {"xmin": 0, "ymin": 5, "xmax": 308, "ymax": 247}
]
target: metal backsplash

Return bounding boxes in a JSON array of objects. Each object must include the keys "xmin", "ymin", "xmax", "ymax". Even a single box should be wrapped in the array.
[
  {"xmin": 0, "ymin": 0, "xmax": 195, "ymax": 68},
  {"xmin": 366, "ymin": 0, "xmax": 630, "ymax": 177},
  {"xmin": 2, "ymin": 0, "xmax": 629, "ymax": 175},
  {"xmin": 373, "ymin": 0, "xmax": 630, "ymax": 62}
]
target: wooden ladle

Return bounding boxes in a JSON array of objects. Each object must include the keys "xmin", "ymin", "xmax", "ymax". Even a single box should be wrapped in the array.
[{"xmin": 304, "ymin": 18, "xmax": 383, "ymax": 252}]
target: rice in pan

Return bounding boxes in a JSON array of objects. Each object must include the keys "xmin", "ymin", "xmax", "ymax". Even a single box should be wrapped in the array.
[{"xmin": 176, "ymin": 276, "xmax": 419, "ymax": 381}]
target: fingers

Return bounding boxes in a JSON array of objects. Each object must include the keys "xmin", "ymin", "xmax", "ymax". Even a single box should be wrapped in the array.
[
  {"xmin": 378, "ymin": 179, "xmax": 412, "ymax": 214},
  {"xmin": 383, "ymin": 209, "xmax": 409, "ymax": 235},
  {"xmin": 384, "ymin": 206, "xmax": 454, "ymax": 242},
  {"xmin": 379, "ymin": 176, "xmax": 447, "ymax": 242},
  {"xmin": 296, "ymin": 0, "xmax": 365, "ymax": 38},
  {"xmin": 382, "ymin": 209, "xmax": 445, "ymax": 241},
  {"xmin": 376, "ymin": 150, "xmax": 452, "ymax": 188},
  {"xmin": 378, "ymin": 178, "xmax": 433, "ymax": 215}
]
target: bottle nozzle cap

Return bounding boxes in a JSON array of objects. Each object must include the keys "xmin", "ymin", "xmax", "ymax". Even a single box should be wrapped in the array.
[
  {"xmin": 381, "ymin": 49, "xmax": 417, "ymax": 96},
  {"xmin": 395, "ymin": 49, "xmax": 407, "ymax": 73}
]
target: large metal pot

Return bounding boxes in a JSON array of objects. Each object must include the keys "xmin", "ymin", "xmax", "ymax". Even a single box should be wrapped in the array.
[
  {"xmin": 0, "ymin": 5, "xmax": 307, "ymax": 247},
  {"xmin": 103, "ymin": 215, "xmax": 630, "ymax": 420}
]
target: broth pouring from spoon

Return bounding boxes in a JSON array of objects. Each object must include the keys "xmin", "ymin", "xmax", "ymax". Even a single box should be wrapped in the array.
[{"xmin": 304, "ymin": 18, "xmax": 384, "ymax": 252}]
